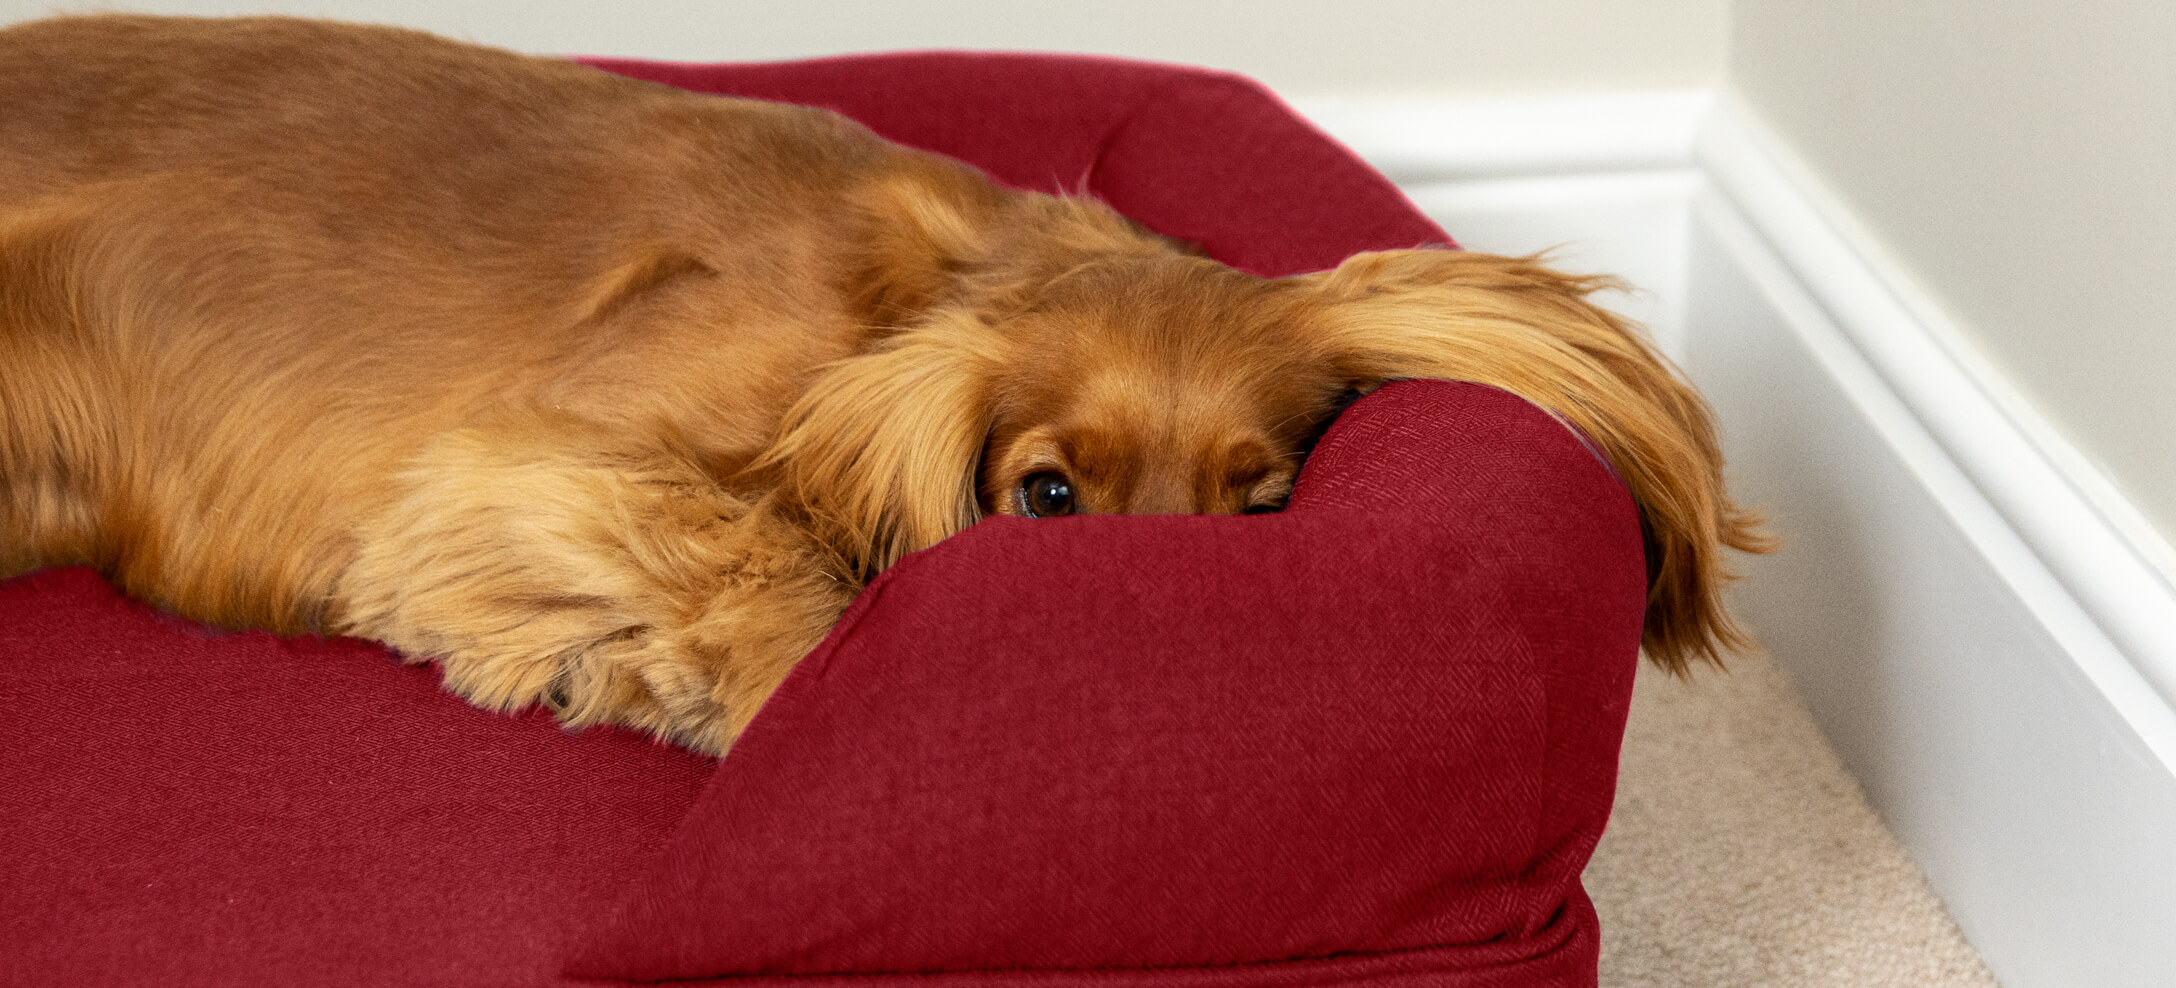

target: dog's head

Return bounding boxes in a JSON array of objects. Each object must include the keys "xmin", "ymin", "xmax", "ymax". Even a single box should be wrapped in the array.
[
  {"xmin": 970, "ymin": 257, "xmax": 1348, "ymax": 521},
  {"xmin": 757, "ymin": 193, "xmax": 1768, "ymax": 672}
]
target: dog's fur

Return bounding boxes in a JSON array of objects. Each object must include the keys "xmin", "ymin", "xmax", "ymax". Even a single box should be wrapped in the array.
[{"xmin": 0, "ymin": 15, "xmax": 1768, "ymax": 754}]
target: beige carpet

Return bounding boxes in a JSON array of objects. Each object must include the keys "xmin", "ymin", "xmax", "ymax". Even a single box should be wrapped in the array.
[{"xmin": 1585, "ymin": 649, "xmax": 2001, "ymax": 987}]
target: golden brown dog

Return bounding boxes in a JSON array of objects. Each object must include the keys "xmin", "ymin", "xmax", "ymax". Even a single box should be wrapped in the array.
[{"xmin": 0, "ymin": 15, "xmax": 1766, "ymax": 754}]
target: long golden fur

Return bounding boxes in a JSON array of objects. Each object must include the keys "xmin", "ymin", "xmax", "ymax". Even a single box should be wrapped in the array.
[{"xmin": 0, "ymin": 15, "xmax": 1768, "ymax": 754}]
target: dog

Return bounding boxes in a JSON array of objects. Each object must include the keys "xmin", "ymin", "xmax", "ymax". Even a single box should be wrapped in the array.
[{"xmin": 0, "ymin": 15, "xmax": 1768, "ymax": 755}]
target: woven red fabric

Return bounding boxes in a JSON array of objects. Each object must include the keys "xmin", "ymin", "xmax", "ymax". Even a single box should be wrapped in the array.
[
  {"xmin": 0, "ymin": 53, "xmax": 1632, "ymax": 988},
  {"xmin": 0, "ymin": 567, "xmax": 716, "ymax": 987},
  {"xmin": 564, "ymin": 380, "xmax": 1643, "ymax": 986}
]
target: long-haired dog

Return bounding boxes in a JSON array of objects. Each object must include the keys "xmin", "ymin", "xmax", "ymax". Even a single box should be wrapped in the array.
[{"xmin": 0, "ymin": 16, "xmax": 1768, "ymax": 755}]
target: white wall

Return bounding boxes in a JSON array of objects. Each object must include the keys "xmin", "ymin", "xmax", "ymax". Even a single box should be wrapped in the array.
[
  {"xmin": 1728, "ymin": 0, "xmax": 2176, "ymax": 568},
  {"xmin": 0, "ymin": 0, "xmax": 1727, "ymax": 99}
]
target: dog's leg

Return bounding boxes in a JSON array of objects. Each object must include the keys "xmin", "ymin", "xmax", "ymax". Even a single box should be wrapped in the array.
[{"xmin": 338, "ymin": 422, "xmax": 854, "ymax": 755}]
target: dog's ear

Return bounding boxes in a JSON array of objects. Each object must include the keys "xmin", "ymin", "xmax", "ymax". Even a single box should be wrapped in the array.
[
  {"xmin": 847, "ymin": 168, "xmax": 1191, "ymax": 333},
  {"xmin": 843, "ymin": 163, "xmax": 1013, "ymax": 332},
  {"xmin": 751, "ymin": 312, "xmax": 1000, "ymax": 579},
  {"xmin": 1291, "ymin": 249, "xmax": 1773, "ymax": 673}
]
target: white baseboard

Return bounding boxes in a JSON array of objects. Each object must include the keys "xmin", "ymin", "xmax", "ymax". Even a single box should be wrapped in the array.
[
  {"xmin": 1697, "ymin": 94, "xmax": 2176, "ymax": 709},
  {"xmin": 1302, "ymin": 91, "xmax": 2176, "ymax": 988},
  {"xmin": 1687, "ymin": 185, "xmax": 2176, "ymax": 988}
]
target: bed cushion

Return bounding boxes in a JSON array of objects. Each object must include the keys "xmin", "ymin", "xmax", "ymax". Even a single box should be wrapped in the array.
[
  {"xmin": 0, "ymin": 53, "xmax": 1637, "ymax": 988},
  {"xmin": 565, "ymin": 378, "xmax": 1643, "ymax": 986}
]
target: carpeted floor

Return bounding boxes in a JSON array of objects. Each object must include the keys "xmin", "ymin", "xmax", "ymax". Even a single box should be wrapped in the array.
[{"xmin": 1585, "ymin": 649, "xmax": 2002, "ymax": 987}]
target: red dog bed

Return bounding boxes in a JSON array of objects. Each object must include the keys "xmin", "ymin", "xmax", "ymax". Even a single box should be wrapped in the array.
[{"xmin": 0, "ymin": 54, "xmax": 1643, "ymax": 987}]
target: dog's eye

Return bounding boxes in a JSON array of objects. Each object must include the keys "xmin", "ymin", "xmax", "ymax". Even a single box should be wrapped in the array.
[{"xmin": 1019, "ymin": 472, "xmax": 1075, "ymax": 518}]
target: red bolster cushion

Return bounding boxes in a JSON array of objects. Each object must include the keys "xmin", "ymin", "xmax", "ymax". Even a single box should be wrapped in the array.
[{"xmin": 568, "ymin": 379, "xmax": 1644, "ymax": 985}]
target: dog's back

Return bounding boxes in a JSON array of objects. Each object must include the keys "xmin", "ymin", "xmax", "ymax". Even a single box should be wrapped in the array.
[{"xmin": 0, "ymin": 16, "xmax": 939, "ymax": 628}]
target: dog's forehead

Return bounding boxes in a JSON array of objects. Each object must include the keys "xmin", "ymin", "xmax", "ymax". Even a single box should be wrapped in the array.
[
  {"xmin": 1001, "ymin": 258, "xmax": 1325, "ymax": 436},
  {"xmin": 1066, "ymin": 337, "xmax": 1280, "ymax": 407},
  {"xmin": 1044, "ymin": 296, "xmax": 1300, "ymax": 385}
]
